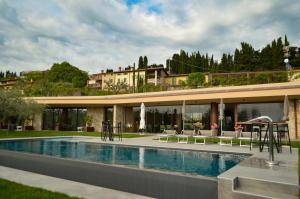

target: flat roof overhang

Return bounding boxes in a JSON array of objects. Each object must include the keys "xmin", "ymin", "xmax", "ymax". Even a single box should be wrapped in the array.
[{"xmin": 28, "ymin": 82, "xmax": 300, "ymax": 107}]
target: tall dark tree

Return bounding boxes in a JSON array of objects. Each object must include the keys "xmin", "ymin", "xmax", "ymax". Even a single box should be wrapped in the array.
[
  {"xmin": 143, "ymin": 56, "xmax": 148, "ymax": 84},
  {"xmin": 133, "ymin": 63, "xmax": 136, "ymax": 93},
  {"xmin": 284, "ymin": 35, "xmax": 290, "ymax": 46},
  {"xmin": 138, "ymin": 56, "xmax": 144, "ymax": 69}
]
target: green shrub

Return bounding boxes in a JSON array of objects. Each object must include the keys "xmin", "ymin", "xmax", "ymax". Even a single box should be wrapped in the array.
[
  {"xmin": 271, "ymin": 72, "xmax": 288, "ymax": 83},
  {"xmin": 187, "ymin": 72, "xmax": 205, "ymax": 87},
  {"xmin": 254, "ymin": 73, "xmax": 269, "ymax": 84}
]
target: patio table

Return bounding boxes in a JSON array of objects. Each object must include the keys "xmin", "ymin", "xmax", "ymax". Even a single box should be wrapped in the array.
[{"xmin": 237, "ymin": 121, "xmax": 280, "ymax": 152}]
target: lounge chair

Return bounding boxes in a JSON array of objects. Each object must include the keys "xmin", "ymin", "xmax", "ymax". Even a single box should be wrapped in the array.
[
  {"xmin": 218, "ymin": 131, "xmax": 237, "ymax": 146},
  {"xmin": 238, "ymin": 131, "xmax": 254, "ymax": 147},
  {"xmin": 177, "ymin": 130, "xmax": 194, "ymax": 144},
  {"xmin": 158, "ymin": 129, "xmax": 176, "ymax": 142},
  {"xmin": 193, "ymin": 130, "xmax": 211, "ymax": 144}
]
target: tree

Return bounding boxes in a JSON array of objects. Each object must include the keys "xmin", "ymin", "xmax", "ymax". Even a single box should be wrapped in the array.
[
  {"xmin": 144, "ymin": 56, "xmax": 148, "ymax": 84},
  {"xmin": 48, "ymin": 61, "xmax": 89, "ymax": 88},
  {"xmin": 132, "ymin": 63, "xmax": 136, "ymax": 93},
  {"xmin": 186, "ymin": 72, "xmax": 205, "ymax": 87},
  {"xmin": 104, "ymin": 79, "xmax": 128, "ymax": 94},
  {"xmin": 0, "ymin": 89, "xmax": 44, "ymax": 128},
  {"xmin": 143, "ymin": 56, "xmax": 148, "ymax": 68},
  {"xmin": 138, "ymin": 56, "xmax": 144, "ymax": 69},
  {"xmin": 284, "ymin": 35, "xmax": 289, "ymax": 46}
]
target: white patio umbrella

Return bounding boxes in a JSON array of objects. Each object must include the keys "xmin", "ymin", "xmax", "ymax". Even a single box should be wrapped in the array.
[
  {"xmin": 282, "ymin": 95, "xmax": 289, "ymax": 121},
  {"xmin": 219, "ymin": 99, "xmax": 225, "ymax": 136},
  {"xmin": 182, "ymin": 100, "xmax": 186, "ymax": 131},
  {"xmin": 139, "ymin": 103, "xmax": 146, "ymax": 133}
]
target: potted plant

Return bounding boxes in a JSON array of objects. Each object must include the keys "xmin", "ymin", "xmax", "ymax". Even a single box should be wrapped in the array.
[
  {"xmin": 125, "ymin": 123, "xmax": 133, "ymax": 132},
  {"xmin": 24, "ymin": 119, "xmax": 34, "ymax": 130},
  {"xmin": 211, "ymin": 123, "xmax": 219, "ymax": 136},
  {"xmin": 85, "ymin": 115, "xmax": 94, "ymax": 132},
  {"xmin": 234, "ymin": 124, "xmax": 243, "ymax": 137}
]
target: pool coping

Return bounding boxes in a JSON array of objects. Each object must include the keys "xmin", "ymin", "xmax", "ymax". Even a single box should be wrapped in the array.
[{"xmin": 0, "ymin": 136, "xmax": 298, "ymax": 199}]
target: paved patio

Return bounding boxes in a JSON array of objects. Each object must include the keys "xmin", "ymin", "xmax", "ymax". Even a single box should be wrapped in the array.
[{"xmin": 0, "ymin": 135, "xmax": 298, "ymax": 199}]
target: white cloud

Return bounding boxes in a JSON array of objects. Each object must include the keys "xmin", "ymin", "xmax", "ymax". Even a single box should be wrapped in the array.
[{"xmin": 0, "ymin": 0, "xmax": 299, "ymax": 74}]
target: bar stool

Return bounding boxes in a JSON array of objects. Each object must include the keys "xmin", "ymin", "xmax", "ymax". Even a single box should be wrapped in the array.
[
  {"xmin": 113, "ymin": 122, "xmax": 122, "ymax": 141},
  {"xmin": 275, "ymin": 123, "xmax": 292, "ymax": 153}
]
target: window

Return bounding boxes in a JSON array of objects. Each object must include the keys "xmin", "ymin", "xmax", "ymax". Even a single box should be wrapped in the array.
[{"xmin": 238, "ymin": 103, "xmax": 283, "ymax": 122}]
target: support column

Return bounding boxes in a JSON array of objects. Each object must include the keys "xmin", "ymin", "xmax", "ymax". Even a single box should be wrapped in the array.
[
  {"xmin": 288, "ymin": 99, "xmax": 298, "ymax": 139},
  {"xmin": 154, "ymin": 70, "xmax": 158, "ymax": 86},
  {"xmin": 234, "ymin": 104, "xmax": 238, "ymax": 126},
  {"xmin": 211, "ymin": 103, "xmax": 218, "ymax": 127},
  {"xmin": 87, "ymin": 107, "xmax": 104, "ymax": 132},
  {"xmin": 113, "ymin": 105, "xmax": 125, "ymax": 133},
  {"xmin": 297, "ymin": 100, "xmax": 300, "ymax": 139},
  {"xmin": 33, "ymin": 112, "xmax": 42, "ymax": 131}
]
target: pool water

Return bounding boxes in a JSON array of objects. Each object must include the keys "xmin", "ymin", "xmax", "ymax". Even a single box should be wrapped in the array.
[{"xmin": 0, "ymin": 138, "xmax": 249, "ymax": 177}]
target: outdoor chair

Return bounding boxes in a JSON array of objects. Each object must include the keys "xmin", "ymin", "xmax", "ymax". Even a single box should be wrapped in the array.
[
  {"xmin": 113, "ymin": 122, "xmax": 122, "ymax": 141},
  {"xmin": 218, "ymin": 131, "xmax": 237, "ymax": 146},
  {"xmin": 16, "ymin": 126, "xmax": 23, "ymax": 131},
  {"xmin": 274, "ymin": 123, "xmax": 291, "ymax": 153},
  {"xmin": 77, "ymin": 126, "xmax": 84, "ymax": 132},
  {"xmin": 193, "ymin": 130, "xmax": 212, "ymax": 144},
  {"xmin": 158, "ymin": 129, "xmax": 176, "ymax": 142},
  {"xmin": 177, "ymin": 130, "xmax": 194, "ymax": 144}
]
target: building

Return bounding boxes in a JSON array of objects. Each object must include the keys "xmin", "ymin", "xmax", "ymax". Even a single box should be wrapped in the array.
[
  {"xmin": 87, "ymin": 67, "xmax": 170, "ymax": 90},
  {"xmin": 30, "ymin": 81, "xmax": 300, "ymax": 139},
  {"xmin": 0, "ymin": 78, "xmax": 18, "ymax": 90}
]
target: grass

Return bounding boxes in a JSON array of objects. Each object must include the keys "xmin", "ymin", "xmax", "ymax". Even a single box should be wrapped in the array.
[
  {"xmin": 0, "ymin": 130, "xmax": 147, "ymax": 139},
  {"xmin": 0, "ymin": 178, "xmax": 81, "ymax": 199}
]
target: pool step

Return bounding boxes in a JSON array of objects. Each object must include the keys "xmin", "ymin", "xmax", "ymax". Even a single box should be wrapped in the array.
[{"xmin": 233, "ymin": 177, "xmax": 299, "ymax": 199}]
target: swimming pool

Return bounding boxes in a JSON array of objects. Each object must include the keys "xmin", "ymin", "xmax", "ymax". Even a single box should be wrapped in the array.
[{"xmin": 0, "ymin": 138, "xmax": 249, "ymax": 177}]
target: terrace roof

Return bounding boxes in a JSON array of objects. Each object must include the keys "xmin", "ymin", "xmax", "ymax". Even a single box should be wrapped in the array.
[{"xmin": 29, "ymin": 82, "xmax": 300, "ymax": 107}]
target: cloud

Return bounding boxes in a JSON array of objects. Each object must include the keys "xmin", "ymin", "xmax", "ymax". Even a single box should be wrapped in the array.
[{"xmin": 0, "ymin": 0, "xmax": 299, "ymax": 74}]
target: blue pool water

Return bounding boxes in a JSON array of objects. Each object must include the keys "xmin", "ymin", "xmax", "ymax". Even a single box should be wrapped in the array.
[{"xmin": 0, "ymin": 138, "xmax": 249, "ymax": 177}]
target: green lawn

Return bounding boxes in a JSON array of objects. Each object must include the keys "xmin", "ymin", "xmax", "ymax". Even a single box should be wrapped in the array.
[
  {"xmin": 0, "ymin": 178, "xmax": 81, "ymax": 199},
  {"xmin": 0, "ymin": 130, "xmax": 146, "ymax": 139}
]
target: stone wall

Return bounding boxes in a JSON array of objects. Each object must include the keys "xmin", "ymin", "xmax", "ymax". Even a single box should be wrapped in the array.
[
  {"xmin": 87, "ymin": 107, "xmax": 104, "ymax": 132},
  {"xmin": 288, "ymin": 99, "xmax": 299, "ymax": 139},
  {"xmin": 113, "ymin": 105, "xmax": 125, "ymax": 133}
]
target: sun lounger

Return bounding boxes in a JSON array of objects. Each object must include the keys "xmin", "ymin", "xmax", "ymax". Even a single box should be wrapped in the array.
[
  {"xmin": 218, "ymin": 131, "xmax": 237, "ymax": 146},
  {"xmin": 238, "ymin": 131, "xmax": 253, "ymax": 147},
  {"xmin": 193, "ymin": 130, "xmax": 212, "ymax": 144},
  {"xmin": 158, "ymin": 129, "xmax": 176, "ymax": 142},
  {"xmin": 177, "ymin": 130, "xmax": 194, "ymax": 144}
]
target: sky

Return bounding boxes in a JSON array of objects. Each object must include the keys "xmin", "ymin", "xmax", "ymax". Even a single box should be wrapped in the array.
[{"xmin": 0, "ymin": 0, "xmax": 299, "ymax": 74}]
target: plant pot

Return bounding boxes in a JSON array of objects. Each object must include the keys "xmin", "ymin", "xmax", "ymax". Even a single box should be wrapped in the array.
[
  {"xmin": 86, "ymin": 126, "xmax": 94, "ymax": 132},
  {"xmin": 25, "ymin": 126, "xmax": 34, "ymax": 130}
]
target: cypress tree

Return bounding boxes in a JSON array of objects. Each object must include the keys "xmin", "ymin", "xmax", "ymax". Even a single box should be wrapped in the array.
[{"xmin": 138, "ymin": 56, "xmax": 144, "ymax": 69}]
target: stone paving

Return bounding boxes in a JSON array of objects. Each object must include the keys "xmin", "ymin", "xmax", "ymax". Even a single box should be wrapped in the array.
[{"xmin": 0, "ymin": 135, "xmax": 298, "ymax": 199}]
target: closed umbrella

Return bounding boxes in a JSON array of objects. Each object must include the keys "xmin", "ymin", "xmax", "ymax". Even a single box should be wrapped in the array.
[
  {"xmin": 219, "ymin": 99, "xmax": 225, "ymax": 136},
  {"xmin": 139, "ymin": 103, "xmax": 146, "ymax": 133},
  {"xmin": 182, "ymin": 100, "xmax": 186, "ymax": 131},
  {"xmin": 282, "ymin": 95, "xmax": 289, "ymax": 121}
]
